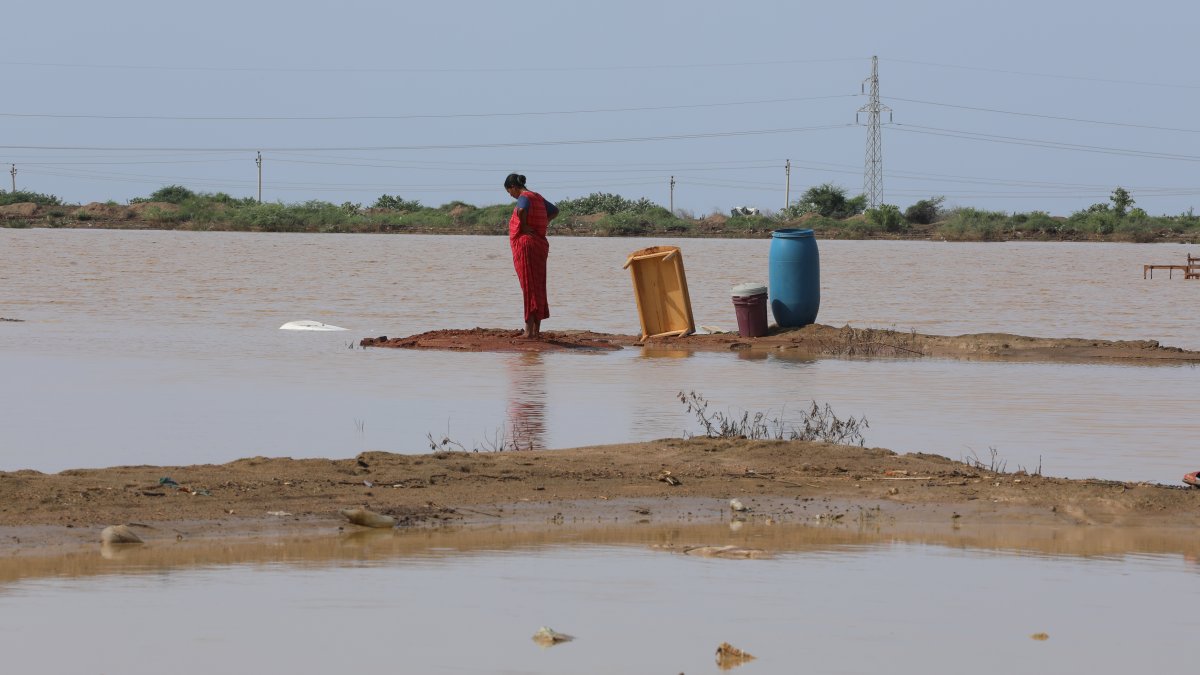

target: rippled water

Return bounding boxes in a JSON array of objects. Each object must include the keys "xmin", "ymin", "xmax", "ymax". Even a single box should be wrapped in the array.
[
  {"xmin": 0, "ymin": 524, "xmax": 1196, "ymax": 675},
  {"xmin": 4, "ymin": 229, "xmax": 1198, "ymax": 674},
  {"xmin": 1, "ymin": 230, "xmax": 1197, "ymax": 483}
]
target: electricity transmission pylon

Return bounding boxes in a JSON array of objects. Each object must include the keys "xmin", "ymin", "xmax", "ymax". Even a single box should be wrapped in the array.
[{"xmin": 857, "ymin": 55, "xmax": 892, "ymax": 210}]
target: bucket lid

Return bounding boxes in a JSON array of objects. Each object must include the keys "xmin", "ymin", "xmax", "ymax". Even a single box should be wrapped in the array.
[
  {"xmin": 772, "ymin": 228, "xmax": 814, "ymax": 239},
  {"xmin": 731, "ymin": 283, "xmax": 767, "ymax": 297}
]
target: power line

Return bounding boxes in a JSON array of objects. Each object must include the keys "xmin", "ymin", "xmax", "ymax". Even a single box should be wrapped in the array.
[
  {"xmin": 0, "ymin": 93, "xmax": 858, "ymax": 122},
  {"xmin": 0, "ymin": 122, "xmax": 857, "ymax": 152},
  {"xmin": 884, "ymin": 95, "xmax": 1200, "ymax": 134},
  {"xmin": 270, "ymin": 157, "xmax": 779, "ymax": 173},
  {"xmin": 884, "ymin": 57, "xmax": 1200, "ymax": 91},
  {"xmin": 0, "ymin": 56, "xmax": 866, "ymax": 75},
  {"xmin": 891, "ymin": 123, "xmax": 1200, "ymax": 162}
]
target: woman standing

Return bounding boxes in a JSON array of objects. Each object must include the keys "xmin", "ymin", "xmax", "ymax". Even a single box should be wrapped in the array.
[{"xmin": 504, "ymin": 173, "xmax": 558, "ymax": 339}]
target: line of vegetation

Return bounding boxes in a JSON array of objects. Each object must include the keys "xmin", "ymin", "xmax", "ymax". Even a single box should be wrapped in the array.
[
  {"xmin": 677, "ymin": 391, "xmax": 869, "ymax": 446},
  {"xmin": 2, "ymin": 183, "xmax": 1198, "ymax": 242}
]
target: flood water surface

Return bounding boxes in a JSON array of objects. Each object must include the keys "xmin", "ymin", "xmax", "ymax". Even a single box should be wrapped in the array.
[
  {"xmin": 2, "ymin": 230, "xmax": 1197, "ymax": 483},
  {"xmin": 3, "ymin": 229, "xmax": 1197, "ymax": 675},
  {"xmin": 0, "ymin": 523, "xmax": 1193, "ymax": 675}
]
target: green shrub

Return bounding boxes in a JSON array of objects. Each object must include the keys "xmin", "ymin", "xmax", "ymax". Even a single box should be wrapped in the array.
[
  {"xmin": 143, "ymin": 206, "xmax": 185, "ymax": 224},
  {"xmin": 589, "ymin": 206, "xmax": 680, "ymax": 236},
  {"xmin": 557, "ymin": 192, "xmax": 660, "ymax": 216},
  {"xmin": 0, "ymin": 190, "xmax": 62, "ymax": 207},
  {"xmin": 904, "ymin": 197, "xmax": 944, "ymax": 224},
  {"xmin": 865, "ymin": 204, "xmax": 905, "ymax": 232},
  {"xmin": 937, "ymin": 207, "xmax": 1009, "ymax": 241},
  {"xmin": 227, "ymin": 202, "xmax": 354, "ymax": 232},
  {"xmin": 373, "ymin": 194, "xmax": 422, "ymax": 211},
  {"xmin": 597, "ymin": 212, "xmax": 651, "ymax": 236},
  {"xmin": 788, "ymin": 183, "xmax": 868, "ymax": 219},
  {"xmin": 129, "ymin": 185, "xmax": 196, "ymax": 204}
]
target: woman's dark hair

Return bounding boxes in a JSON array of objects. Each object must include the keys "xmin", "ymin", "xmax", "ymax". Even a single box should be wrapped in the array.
[{"xmin": 503, "ymin": 173, "xmax": 527, "ymax": 189}]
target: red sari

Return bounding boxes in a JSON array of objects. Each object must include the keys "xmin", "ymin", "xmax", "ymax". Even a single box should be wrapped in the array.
[{"xmin": 509, "ymin": 190, "xmax": 550, "ymax": 322}]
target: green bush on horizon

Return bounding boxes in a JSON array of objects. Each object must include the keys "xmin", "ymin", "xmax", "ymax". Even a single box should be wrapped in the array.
[
  {"xmin": 588, "ymin": 205, "xmax": 683, "ymax": 236},
  {"xmin": 0, "ymin": 189, "xmax": 62, "ymax": 207},
  {"xmin": 784, "ymin": 183, "xmax": 867, "ymax": 220},
  {"xmin": 127, "ymin": 185, "xmax": 196, "ymax": 205},
  {"xmin": 373, "ymin": 194, "xmax": 422, "ymax": 211},
  {"xmin": 557, "ymin": 192, "xmax": 661, "ymax": 216},
  {"xmin": 904, "ymin": 197, "xmax": 944, "ymax": 225},
  {"xmin": 865, "ymin": 204, "xmax": 906, "ymax": 233},
  {"xmin": 937, "ymin": 207, "xmax": 1009, "ymax": 241}
]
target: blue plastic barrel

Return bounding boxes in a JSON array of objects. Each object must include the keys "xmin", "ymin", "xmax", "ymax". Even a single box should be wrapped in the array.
[{"xmin": 768, "ymin": 228, "xmax": 820, "ymax": 327}]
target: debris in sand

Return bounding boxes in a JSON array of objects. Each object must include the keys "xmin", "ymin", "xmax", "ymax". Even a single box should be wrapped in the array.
[
  {"xmin": 531, "ymin": 627, "xmax": 574, "ymax": 646},
  {"xmin": 100, "ymin": 524, "xmax": 144, "ymax": 545},
  {"xmin": 338, "ymin": 507, "xmax": 396, "ymax": 529},
  {"xmin": 658, "ymin": 470, "xmax": 681, "ymax": 486},
  {"xmin": 715, "ymin": 642, "xmax": 756, "ymax": 670}
]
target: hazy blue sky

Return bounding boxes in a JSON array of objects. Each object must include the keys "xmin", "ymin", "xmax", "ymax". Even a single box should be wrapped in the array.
[{"xmin": 3, "ymin": 0, "xmax": 1197, "ymax": 215}]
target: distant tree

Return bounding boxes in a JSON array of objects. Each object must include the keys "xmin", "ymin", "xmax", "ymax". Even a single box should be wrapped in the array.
[
  {"xmin": 792, "ymin": 183, "xmax": 867, "ymax": 218},
  {"xmin": 0, "ymin": 189, "xmax": 62, "ymax": 206},
  {"xmin": 866, "ymin": 204, "xmax": 905, "ymax": 232},
  {"xmin": 904, "ymin": 196, "xmax": 945, "ymax": 225},
  {"xmin": 1110, "ymin": 187, "xmax": 1134, "ymax": 217},
  {"xmin": 147, "ymin": 185, "xmax": 196, "ymax": 204},
  {"xmin": 799, "ymin": 183, "xmax": 847, "ymax": 217},
  {"xmin": 373, "ymin": 194, "xmax": 422, "ymax": 211}
]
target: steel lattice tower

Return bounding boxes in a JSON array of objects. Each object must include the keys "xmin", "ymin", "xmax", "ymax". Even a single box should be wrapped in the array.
[{"xmin": 857, "ymin": 56, "xmax": 892, "ymax": 209}]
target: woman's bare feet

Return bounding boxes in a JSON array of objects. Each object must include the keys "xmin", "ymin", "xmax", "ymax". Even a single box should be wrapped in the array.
[{"xmin": 518, "ymin": 319, "xmax": 544, "ymax": 340}]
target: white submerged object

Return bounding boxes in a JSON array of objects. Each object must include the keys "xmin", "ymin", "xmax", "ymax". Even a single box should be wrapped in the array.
[{"xmin": 280, "ymin": 320, "xmax": 347, "ymax": 331}]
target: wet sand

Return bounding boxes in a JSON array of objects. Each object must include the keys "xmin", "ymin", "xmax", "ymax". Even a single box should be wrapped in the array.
[
  {"xmin": 7, "ymin": 325, "xmax": 1198, "ymax": 560},
  {"xmin": 3, "ymin": 437, "xmax": 1199, "ymax": 558},
  {"xmin": 360, "ymin": 324, "xmax": 1200, "ymax": 363}
]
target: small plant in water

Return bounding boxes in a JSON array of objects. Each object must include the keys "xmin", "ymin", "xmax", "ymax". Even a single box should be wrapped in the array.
[
  {"xmin": 964, "ymin": 446, "xmax": 1007, "ymax": 473},
  {"xmin": 677, "ymin": 391, "xmax": 869, "ymax": 446},
  {"xmin": 427, "ymin": 419, "xmax": 540, "ymax": 453}
]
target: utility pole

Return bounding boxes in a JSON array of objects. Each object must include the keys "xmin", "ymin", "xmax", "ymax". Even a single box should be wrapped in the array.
[
  {"xmin": 784, "ymin": 159, "xmax": 791, "ymax": 210},
  {"xmin": 669, "ymin": 175, "xmax": 675, "ymax": 214},
  {"xmin": 9, "ymin": 164, "xmax": 15, "ymax": 193},
  {"xmin": 856, "ymin": 55, "xmax": 892, "ymax": 210},
  {"xmin": 255, "ymin": 152, "xmax": 263, "ymax": 203}
]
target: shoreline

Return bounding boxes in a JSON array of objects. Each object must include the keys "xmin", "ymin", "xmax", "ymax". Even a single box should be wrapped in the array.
[
  {"xmin": 358, "ymin": 325, "xmax": 1200, "ymax": 363},
  {"xmin": 3, "ymin": 438, "xmax": 1199, "ymax": 559},
  {"xmin": 3, "ymin": 211, "xmax": 1199, "ymax": 244}
]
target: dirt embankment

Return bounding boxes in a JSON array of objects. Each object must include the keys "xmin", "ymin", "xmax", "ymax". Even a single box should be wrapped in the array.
[
  {"xmin": 359, "ymin": 324, "xmax": 1200, "ymax": 363},
  {"xmin": 3, "ymin": 438, "xmax": 1199, "ymax": 556}
]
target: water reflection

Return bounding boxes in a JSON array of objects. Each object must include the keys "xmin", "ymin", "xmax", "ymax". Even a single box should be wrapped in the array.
[
  {"xmin": 505, "ymin": 352, "xmax": 546, "ymax": 451},
  {"xmin": 2, "ymin": 231, "xmax": 1199, "ymax": 483},
  {"xmin": 5, "ymin": 519, "xmax": 1200, "ymax": 587},
  {"xmin": 4, "ymin": 521, "xmax": 1200, "ymax": 674},
  {"xmin": 639, "ymin": 348, "xmax": 692, "ymax": 359}
]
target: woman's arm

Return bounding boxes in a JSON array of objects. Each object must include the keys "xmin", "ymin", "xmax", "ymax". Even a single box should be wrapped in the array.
[{"xmin": 515, "ymin": 206, "xmax": 532, "ymax": 235}]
